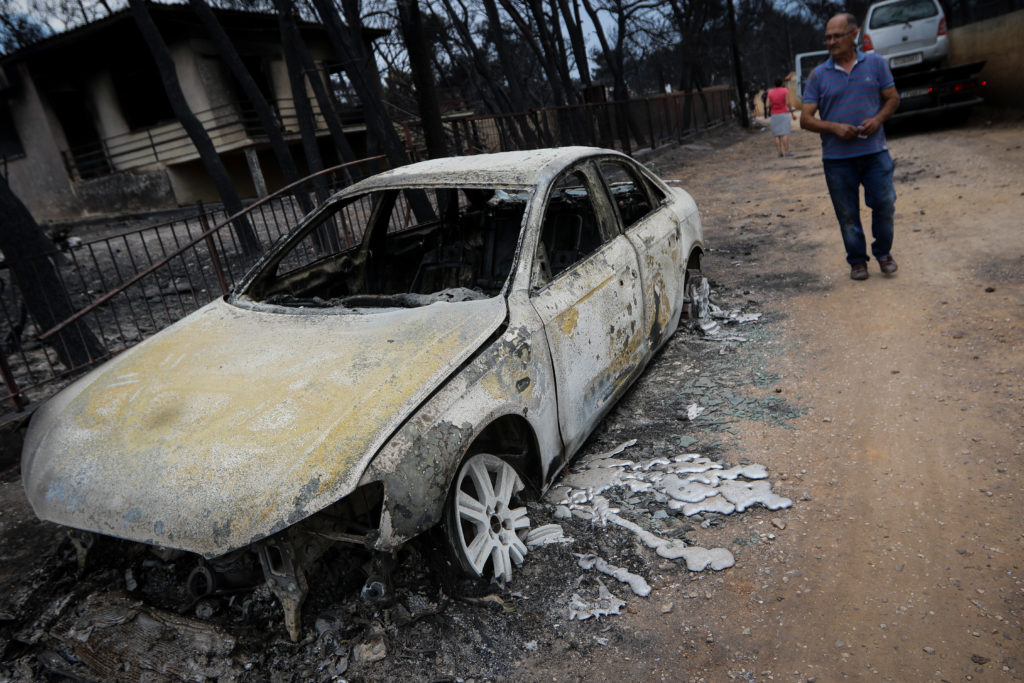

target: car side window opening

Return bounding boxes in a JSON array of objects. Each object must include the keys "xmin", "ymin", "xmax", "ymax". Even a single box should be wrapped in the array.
[
  {"xmin": 598, "ymin": 160, "xmax": 660, "ymax": 231},
  {"xmin": 240, "ymin": 187, "xmax": 528, "ymax": 310},
  {"xmin": 533, "ymin": 171, "xmax": 612, "ymax": 289}
]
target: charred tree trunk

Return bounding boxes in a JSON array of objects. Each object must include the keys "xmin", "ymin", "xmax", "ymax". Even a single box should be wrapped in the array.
[
  {"xmin": 439, "ymin": 0, "xmax": 512, "ymax": 112},
  {"xmin": 438, "ymin": 0, "xmax": 533, "ymax": 146},
  {"xmin": 480, "ymin": 0, "xmax": 530, "ymax": 114},
  {"xmin": 527, "ymin": 0, "xmax": 578, "ymax": 105},
  {"xmin": 558, "ymin": 0, "xmax": 591, "ymax": 86},
  {"xmin": 396, "ymin": 0, "xmax": 448, "ymax": 159},
  {"xmin": 130, "ymin": 0, "xmax": 259, "ymax": 255},
  {"xmin": 0, "ymin": 179, "xmax": 106, "ymax": 370},
  {"xmin": 276, "ymin": 0, "xmax": 328, "ymax": 198},
  {"xmin": 309, "ymin": 0, "xmax": 410, "ymax": 170},
  {"xmin": 187, "ymin": 0, "xmax": 313, "ymax": 216},
  {"xmin": 292, "ymin": 34, "xmax": 361, "ymax": 177},
  {"xmin": 726, "ymin": 0, "xmax": 749, "ymax": 128},
  {"xmin": 276, "ymin": 0, "xmax": 336, "ymax": 252},
  {"xmin": 579, "ymin": 0, "xmax": 632, "ymax": 150},
  {"xmin": 496, "ymin": 0, "xmax": 568, "ymax": 106}
]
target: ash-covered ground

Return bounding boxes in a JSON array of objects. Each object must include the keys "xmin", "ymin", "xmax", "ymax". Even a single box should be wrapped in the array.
[{"xmin": 0, "ymin": 264, "xmax": 801, "ymax": 682}]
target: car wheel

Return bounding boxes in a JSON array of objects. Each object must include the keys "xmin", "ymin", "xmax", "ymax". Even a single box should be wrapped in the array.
[
  {"xmin": 444, "ymin": 453, "xmax": 531, "ymax": 581},
  {"xmin": 686, "ymin": 269, "xmax": 711, "ymax": 321}
]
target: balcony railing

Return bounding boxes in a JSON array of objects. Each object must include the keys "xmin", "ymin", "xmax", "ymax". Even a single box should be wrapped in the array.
[{"xmin": 61, "ymin": 98, "xmax": 355, "ymax": 181}]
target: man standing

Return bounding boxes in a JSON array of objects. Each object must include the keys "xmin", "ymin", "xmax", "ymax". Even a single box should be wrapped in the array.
[{"xmin": 800, "ymin": 13, "xmax": 901, "ymax": 280}]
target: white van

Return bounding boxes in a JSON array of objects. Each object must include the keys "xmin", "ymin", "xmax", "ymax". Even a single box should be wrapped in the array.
[{"xmin": 861, "ymin": 0, "xmax": 949, "ymax": 70}]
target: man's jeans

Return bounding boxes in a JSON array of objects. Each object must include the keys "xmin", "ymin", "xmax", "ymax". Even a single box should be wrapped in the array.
[{"xmin": 823, "ymin": 150, "xmax": 896, "ymax": 265}]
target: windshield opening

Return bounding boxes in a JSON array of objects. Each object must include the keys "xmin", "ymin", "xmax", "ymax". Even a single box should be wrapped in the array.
[{"xmin": 236, "ymin": 186, "xmax": 530, "ymax": 310}]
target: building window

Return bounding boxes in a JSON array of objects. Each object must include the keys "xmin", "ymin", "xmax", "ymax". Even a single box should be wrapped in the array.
[{"xmin": 111, "ymin": 62, "xmax": 175, "ymax": 131}]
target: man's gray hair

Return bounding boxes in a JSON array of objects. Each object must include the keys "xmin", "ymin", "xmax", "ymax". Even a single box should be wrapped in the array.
[{"xmin": 841, "ymin": 12, "xmax": 859, "ymax": 28}]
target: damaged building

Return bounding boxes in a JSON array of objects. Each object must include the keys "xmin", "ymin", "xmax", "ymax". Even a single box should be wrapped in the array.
[{"xmin": 0, "ymin": 3, "xmax": 384, "ymax": 223}]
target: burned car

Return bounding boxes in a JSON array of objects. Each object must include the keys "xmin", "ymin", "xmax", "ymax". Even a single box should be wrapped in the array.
[{"xmin": 21, "ymin": 147, "xmax": 705, "ymax": 638}]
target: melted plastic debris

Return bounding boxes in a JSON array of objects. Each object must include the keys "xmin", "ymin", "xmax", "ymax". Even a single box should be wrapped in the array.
[
  {"xmin": 568, "ymin": 577, "xmax": 625, "ymax": 621},
  {"xmin": 548, "ymin": 442, "xmax": 791, "ymax": 521},
  {"xmin": 547, "ymin": 440, "xmax": 792, "ymax": 574},
  {"xmin": 526, "ymin": 524, "xmax": 574, "ymax": 546},
  {"xmin": 588, "ymin": 501, "xmax": 736, "ymax": 571},
  {"xmin": 575, "ymin": 554, "xmax": 651, "ymax": 597}
]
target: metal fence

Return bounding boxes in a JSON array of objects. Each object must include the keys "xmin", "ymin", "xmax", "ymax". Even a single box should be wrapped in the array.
[
  {"xmin": 402, "ymin": 87, "xmax": 733, "ymax": 160},
  {"xmin": 0, "ymin": 156, "xmax": 386, "ymax": 414}
]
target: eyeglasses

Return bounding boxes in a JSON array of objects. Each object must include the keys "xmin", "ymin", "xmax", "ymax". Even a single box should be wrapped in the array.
[{"xmin": 824, "ymin": 29, "xmax": 855, "ymax": 43}]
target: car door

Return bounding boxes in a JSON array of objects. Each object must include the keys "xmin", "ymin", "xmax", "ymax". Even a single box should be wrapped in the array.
[
  {"xmin": 598, "ymin": 158, "xmax": 685, "ymax": 352},
  {"xmin": 529, "ymin": 165, "xmax": 647, "ymax": 455}
]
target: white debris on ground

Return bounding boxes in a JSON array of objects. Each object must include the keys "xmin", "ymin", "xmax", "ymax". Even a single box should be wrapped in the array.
[
  {"xmin": 685, "ymin": 403, "xmax": 706, "ymax": 420},
  {"xmin": 547, "ymin": 440, "xmax": 792, "ymax": 526},
  {"xmin": 568, "ymin": 577, "xmax": 625, "ymax": 621},
  {"xmin": 525, "ymin": 524, "xmax": 574, "ymax": 546},
  {"xmin": 543, "ymin": 440, "xmax": 793, "ymax": 614},
  {"xmin": 695, "ymin": 301, "xmax": 763, "ymax": 341},
  {"xmin": 576, "ymin": 554, "xmax": 651, "ymax": 597},
  {"xmin": 713, "ymin": 305, "xmax": 762, "ymax": 325}
]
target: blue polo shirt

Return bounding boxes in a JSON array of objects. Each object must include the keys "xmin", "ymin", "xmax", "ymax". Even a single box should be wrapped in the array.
[{"xmin": 803, "ymin": 51, "xmax": 895, "ymax": 159}]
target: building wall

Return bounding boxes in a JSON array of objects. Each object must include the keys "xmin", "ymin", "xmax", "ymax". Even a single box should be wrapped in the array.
[
  {"xmin": 4, "ymin": 64, "xmax": 86, "ymax": 222},
  {"xmin": 948, "ymin": 9, "xmax": 1024, "ymax": 108},
  {"xmin": 173, "ymin": 41, "xmax": 213, "ymax": 115},
  {"xmin": 91, "ymin": 69, "xmax": 131, "ymax": 140},
  {"xmin": 4, "ymin": 23, "xmax": 350, "ymax": 222}
]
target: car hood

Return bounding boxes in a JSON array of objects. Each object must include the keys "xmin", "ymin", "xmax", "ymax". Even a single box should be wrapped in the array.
[{"xmin": 22, "ymin": 296, "xmax": 507, "ymax": 558}]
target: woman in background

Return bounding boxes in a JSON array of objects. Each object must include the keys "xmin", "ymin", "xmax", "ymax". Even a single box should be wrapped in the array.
[{"xmin": 767, "ymin": 78, "xmax": 797, "ymax": 157}]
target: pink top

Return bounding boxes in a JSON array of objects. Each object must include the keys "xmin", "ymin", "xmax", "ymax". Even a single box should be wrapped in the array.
[{"xmin": 767, "ymin": 87, "xmax": 791, "ymax": 115}]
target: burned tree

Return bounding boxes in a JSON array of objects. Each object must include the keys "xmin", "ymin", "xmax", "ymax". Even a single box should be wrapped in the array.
[
  {"xmin": 396, "ymin": 0, "xmax": 447, "ymax": 159},
  {"xmin": 187, "ymin": 0, "xmax": 314, "ymax": 215},
  {"xmin": 0, "ymin": 178, "xmax": 106, "ymax": 371},
  {"xmin": 130, "ymin": 0, "xmax": 260, "ymax": 256},
  {"xmin": 276, "ymin": 0, "xmax": 331, "ymax": 206},
  {"xmin": 291, "ymin": 26, "xmax": 361, "ymax": 177},
  {"xmin": 581, "ymin": 0, "xmax": 659, "ymax": 150},
  {"xmin": 309, "ymin": 0, "xmax": 410, "ymax": 169}
]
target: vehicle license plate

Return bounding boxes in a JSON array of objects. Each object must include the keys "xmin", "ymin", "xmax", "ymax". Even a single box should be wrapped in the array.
[
  {"xmin": 900, "ymin": 87, "xmax": 930, "ymax": 98},
  {"xmin": 890, "ymin": 53, "xmax": 923, "ymax": 68}
]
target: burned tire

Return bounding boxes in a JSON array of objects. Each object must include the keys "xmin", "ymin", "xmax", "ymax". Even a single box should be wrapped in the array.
[{"xmin": 443, "ymin": 453, "xmax": 531, "ymax": 581}]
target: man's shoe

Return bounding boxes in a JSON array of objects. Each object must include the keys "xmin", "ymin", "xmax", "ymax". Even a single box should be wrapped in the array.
[
  {"xmin": 878, "ymin": 255, "xmax": 898, "ymax": 275},
  {"xmin": 850, "ymin": 263, "xmax": 869, "ymax": 280}
]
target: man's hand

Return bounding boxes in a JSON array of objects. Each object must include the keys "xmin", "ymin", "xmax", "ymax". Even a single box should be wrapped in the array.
[
  {"xmin": 831, "ymin": 122, "xmax": 861, "ymax": 140},
  {"xmin": 857, "ymin": 115, "xmax": 885, "ymax": 137}
]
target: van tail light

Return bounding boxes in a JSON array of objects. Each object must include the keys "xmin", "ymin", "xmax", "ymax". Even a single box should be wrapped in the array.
[
  {"xmin": 862, "ymin": 32, "xmax": 874, "ymax": 51},
  {"xmin": 938, "ymin": 17, "xmax": 947, "ymax": 35}
]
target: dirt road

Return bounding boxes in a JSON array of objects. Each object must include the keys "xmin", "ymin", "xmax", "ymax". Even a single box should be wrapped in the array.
[
  {"xmin": 1, "ymin": 114, "xmax": 1021, "ymax": 681},
  {"xmin": 539, "ymin": 115, "xmax": 1024, "ymax": 681}
]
